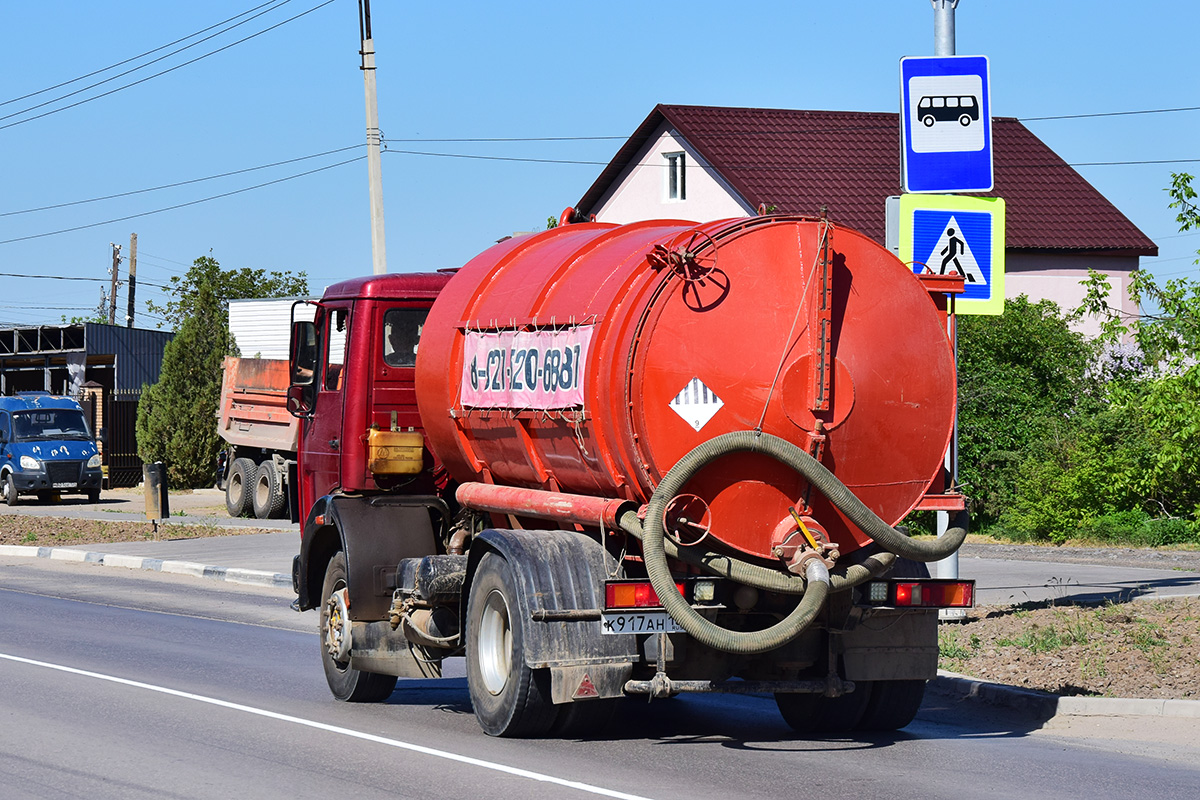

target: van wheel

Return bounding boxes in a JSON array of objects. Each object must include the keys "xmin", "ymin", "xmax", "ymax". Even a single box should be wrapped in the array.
[
  {"xmin": 252, "ymin": 461, "xmax": 286, "ymax": 519},
  {"xmin": 87, "ymin": 489, "xmax": 101, "ymax": 503},
  {"xmin": 319, "ymin": 552, "xmax": 398, "ymax": 702},
  {"xmin": 3, "ymin": 474, "xmax": 18, "ymax": 506},
  {"xmin": 466, "ymin": 552, "xmax": 557, "ymax": 737},
  {"xmin": 36, "ymin": 491, "xmax": 59, "ymax": 504},
  {"xmin": 225, "ymin": 458, "xmax": 256, "ymax": 517}
]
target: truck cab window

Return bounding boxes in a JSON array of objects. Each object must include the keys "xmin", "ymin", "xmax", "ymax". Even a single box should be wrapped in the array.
[
  {"xmin": 324, "ymin": 309, "xmax": 349, "ymax": 391},
  {"xmin": 383, "ymin": 308, "xmax": 429, "ymax": 368}
]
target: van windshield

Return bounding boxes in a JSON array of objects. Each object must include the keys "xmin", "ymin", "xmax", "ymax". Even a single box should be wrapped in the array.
[{"xmin": 12, "ymin": 410, "xmax": 92, "ymax": 442}]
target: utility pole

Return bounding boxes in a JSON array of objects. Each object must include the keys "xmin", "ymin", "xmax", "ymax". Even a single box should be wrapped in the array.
[
  {"xmin": 108, "ymin": 243, "xmax": 122, "ymax": 325},
  {"xmin": 359, "ymin": 0, "xmax": 388, "ymax": 274},
  {"xmin": 932, "ymin": 0, "xmax": 958, "ymax": 56},
  {"xmin": 126, "ymin": 233, "xmax": 138, "ymax": 328}
]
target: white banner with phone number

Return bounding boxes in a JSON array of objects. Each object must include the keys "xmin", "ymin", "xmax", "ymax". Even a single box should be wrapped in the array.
[{"xmin": 461, "ymin": 326, "xmax": 593, "ymax": 409}]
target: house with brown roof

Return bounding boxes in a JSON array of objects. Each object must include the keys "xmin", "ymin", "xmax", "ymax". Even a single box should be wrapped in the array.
[{"xmin": 576, "ymin": 104, "xmax": 1157, "ymax": 335}]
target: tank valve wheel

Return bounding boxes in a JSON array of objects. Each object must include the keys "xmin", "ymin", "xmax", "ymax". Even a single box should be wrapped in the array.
[
  {"xmin": 648, "ymin": 229, "xmax": 718, "ymax": 283},
  {"xmin": 663, "ymin": 494, "xmax": 712, "ymax": 548}
]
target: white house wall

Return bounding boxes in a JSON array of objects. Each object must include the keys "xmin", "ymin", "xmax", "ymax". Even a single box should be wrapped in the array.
[{"xmin": 592, "ymin": 124, "xmax": 754, "ymax": 223}]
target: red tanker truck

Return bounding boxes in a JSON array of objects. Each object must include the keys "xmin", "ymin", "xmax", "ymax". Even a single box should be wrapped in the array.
[{"xmin": 287, "ymin": 213, "xmax": 974, "ymax": 737}]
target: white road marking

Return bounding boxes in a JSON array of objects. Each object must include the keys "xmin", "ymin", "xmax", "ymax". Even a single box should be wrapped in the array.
[{"xmin": 0, "ymin": 651, "xmax": 653, "ymax": 800}]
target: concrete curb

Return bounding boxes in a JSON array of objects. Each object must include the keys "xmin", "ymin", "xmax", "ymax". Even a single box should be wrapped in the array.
[
  {"xmin": 934, "ymin": 670, "xmax": 1200, "ymax": 719},
  {"xmin": 0, "ymin": 544, "xmax": 292, "ymax": 590}
]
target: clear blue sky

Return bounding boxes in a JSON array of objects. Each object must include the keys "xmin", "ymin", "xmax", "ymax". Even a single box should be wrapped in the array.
[{"xmin": 2, "ymin": 0, "xmax": 1196, "ymax": 330}]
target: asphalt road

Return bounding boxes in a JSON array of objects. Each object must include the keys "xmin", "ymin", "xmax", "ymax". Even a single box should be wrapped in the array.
[{"xmin": 2, "ymin": 558, "xmax": 1198, "ymax": 800}]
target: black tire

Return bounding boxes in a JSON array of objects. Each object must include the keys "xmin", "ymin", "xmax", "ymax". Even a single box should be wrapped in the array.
[
  {"xmin": 87, "ymin": 489, "xmax": 101, "ymax": 503},
  {"xmin": 856, "ymin": 680, "xmax": 927, "ymax": 731},
  {"xmin": 225, "ymin": 458, "xmax": 256, "ymax": 517},
  {"xmin": 252, "ymin": 461, "xmax": 286, "ymax": 519},
  {"xmin": 3, "ymin": 474, "xmax": 18, "ymax": 506},
  {"xmin": 775, "ymin": 683, "xmax": 871, "ymax": 734},
  {"xmin": 319, "ymin": 552, "xmax": 398, "ymax": 703},
  {"xmin": 466, "ymin": 552, "xmax": 557, "ymax": 737},
  {"xmin": 36, "ymin": 490, "xmax": 59, "ymax": 504},
  {"xmin": 552, "ymin": 698, "xmax": 619, "ymax": 738}
]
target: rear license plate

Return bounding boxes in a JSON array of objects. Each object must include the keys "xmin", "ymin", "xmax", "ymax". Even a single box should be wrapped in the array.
[
  {"xmin": 601, "ymin": 611, "xmax": 685, "ymax": 635},
  {"xmin": 52, "ymin": 482, "xmax": 75, "ymax": 489}
]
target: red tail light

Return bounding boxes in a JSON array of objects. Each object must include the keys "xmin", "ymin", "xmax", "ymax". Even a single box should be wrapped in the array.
[
  {"xmin": 605, "ymin": 581, "xmax": 686, "ymax": 609},
  {"xmin": 893, "ymin": 580, "xmax": 974, "ymax": 608}
]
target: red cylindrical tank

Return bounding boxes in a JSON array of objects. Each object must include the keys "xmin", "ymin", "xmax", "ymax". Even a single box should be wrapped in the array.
[{"xmin": 415, "ymin": 216, "xmax": 956, "ymax": 558}]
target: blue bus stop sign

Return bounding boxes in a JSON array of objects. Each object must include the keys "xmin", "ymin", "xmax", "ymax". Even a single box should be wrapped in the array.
[{"xmin": 901, "ymin": 55, "xmax": 992, "ymax": 193}]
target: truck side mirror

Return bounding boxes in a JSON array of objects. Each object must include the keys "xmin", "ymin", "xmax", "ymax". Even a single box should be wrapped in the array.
[
  {"xmin": 290, "ymin": 320, "xmax": 318, "ymax": 387},
  {"xmin": 286, "ymin": 384, "xmax": 315, "ymax": 419}
]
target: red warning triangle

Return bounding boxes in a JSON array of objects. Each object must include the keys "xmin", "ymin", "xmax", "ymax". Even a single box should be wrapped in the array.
[{"xmin": 573, "ymin": 673, "xmax": 599, "ymax": 699}]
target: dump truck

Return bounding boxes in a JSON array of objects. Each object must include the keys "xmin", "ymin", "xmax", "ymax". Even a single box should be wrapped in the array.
[
  {"xmin": 217, "ymin": 355, "xmax": 298, "ymax": 519},
  {"xmin": 288, "ymin": 213, "xmax": 974, "ymax": 737}
]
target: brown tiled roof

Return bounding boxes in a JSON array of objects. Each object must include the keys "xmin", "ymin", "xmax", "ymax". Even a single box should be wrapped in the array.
[{"xmin": 577, "ymin": 104, "xmax": 1157, "ymax": 256}]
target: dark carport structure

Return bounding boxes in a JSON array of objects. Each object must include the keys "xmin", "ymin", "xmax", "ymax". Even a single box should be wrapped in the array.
[{"xmin": 0, "ymin": 322, "xmax": 174, "ymax": 487}]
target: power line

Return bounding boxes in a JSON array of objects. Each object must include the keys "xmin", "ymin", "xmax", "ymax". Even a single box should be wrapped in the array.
[
  {"xmin": 0, "ymin": 155, "xmax": 364, "ymax": 246},
  {"xmin": 1021, "ymin": 106, "xmax": 1200, "ymax": 122},
  {"xmin": 0, "ymin": 0, "xmax": 334, "ymax": 132},
  {"xmin": 0, "ymin": 1, "xmax": 284, "ymax": 109},
  {"xmin": 0, "ymin": 144, "xmax": 362, "ymax": 217},
  {"xmin": 385, "ymin": 148, "xmax": 1200, "ymax": 170},
  {"xmin": 0, "ymin": 272, "xmax": 170, "ymax": 290}
]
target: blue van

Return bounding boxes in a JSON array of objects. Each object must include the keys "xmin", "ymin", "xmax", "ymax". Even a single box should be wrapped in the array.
[{"xmin": 0, "ymin": 393, "xmax": 103, "ymax": 505}]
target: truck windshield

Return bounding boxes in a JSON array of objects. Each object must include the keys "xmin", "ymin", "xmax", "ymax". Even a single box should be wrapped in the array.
[{"xmin": 12, "ymin": 410, "xmax": 91, "ymax": 442}]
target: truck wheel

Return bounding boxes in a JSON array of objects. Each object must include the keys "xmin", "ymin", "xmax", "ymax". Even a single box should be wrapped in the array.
[
  {"xmin": 3, "ymin": 474, "xmax": 18, "ymax": 506},
  {"xmin": 855, "ymin": 680, "xmax": 927, "ymax": 731},
  {"xmin": 552, "ymin": 698, "xmax": 619, "ymax": 738},
  {"xmin": 225, "ymin": 458, "xmax": 256, "ymax": 517},
  {"xmin": 775, "ymin": 684, "xmax": 871, "ymax": 734},
  {"xmin": 252, "ymin": 461, "xmax": 285, "ymax": 519},
  {"xmin": 319, "ymin": 552, "xmax": 398, "ymax": 702},
  {"xmin": 466, "ymin": 552, "xmax": 557, "ymax": 737}
]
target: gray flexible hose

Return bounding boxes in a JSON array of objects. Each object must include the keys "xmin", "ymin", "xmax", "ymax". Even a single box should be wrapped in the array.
[
  {"xmin": 617, "ymin": 509, "xmax": 895, "ymax": 595},
  {"xmin": 637, "ymin": 429, "xmax": 968, "ymax": 654}
]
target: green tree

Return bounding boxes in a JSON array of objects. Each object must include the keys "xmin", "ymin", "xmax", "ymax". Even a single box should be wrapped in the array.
[
  {"xmin": 136, "ymin": 256, "xmax": 308, "ymax": 488},
  {"xmin": 955, "ymin": 296, "xmax": 1096, "ymax": 526},
  {"xmin": 146, "ymin": 255, "xmax": 308, "ymax": 329}
]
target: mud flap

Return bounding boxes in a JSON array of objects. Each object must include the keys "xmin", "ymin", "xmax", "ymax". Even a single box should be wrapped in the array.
[{"xmin": 466, "ymin": 529, "xmax": 638, "ymax": 672}]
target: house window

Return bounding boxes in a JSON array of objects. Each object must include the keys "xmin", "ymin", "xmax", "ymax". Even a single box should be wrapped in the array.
[{"xmin": 665, "ymin": 151, "xmax": 686, "ymax": 201}]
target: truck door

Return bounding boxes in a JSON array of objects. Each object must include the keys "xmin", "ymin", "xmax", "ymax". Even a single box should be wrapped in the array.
[{"xmin": 300, "ymin": 303, "xmax": 351, "ymax": 503}]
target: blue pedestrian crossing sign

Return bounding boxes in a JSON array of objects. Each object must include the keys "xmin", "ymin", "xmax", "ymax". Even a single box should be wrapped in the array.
[
  {"xmin": 901, "ymin": 55, "xmax": 993, "ymax": 193},
  {"xmin": 898, "ymin": 194, "xmax": 1006, "ymax": 315}
]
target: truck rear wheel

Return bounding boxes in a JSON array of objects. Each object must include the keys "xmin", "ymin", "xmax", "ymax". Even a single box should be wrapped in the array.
[
  {"xmin": 252, "ymin": 461, "xmax": 285, "ymax": 519},
  {"xmin": 225, "ymin": 458, "xmax": 256, "ymax": 517},
  {"xmin": 466, "ymin": 552, "xmax": 557, "ymax": 737},
  {"xmin": 775, "ymin": 684, "xmax": 871, "ymax": 734},
  {"xmin": 319, "ymin": 552, "xmax": 398, "ymax": 702},
  {"xmin": 855, "ymin": 680, "xmax": 927, "ymax": 731}
]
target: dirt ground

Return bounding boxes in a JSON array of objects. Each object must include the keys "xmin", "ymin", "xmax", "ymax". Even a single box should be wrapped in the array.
[{"xmin": 3, "ymin": 503, "xmax": 1198, "ymax": 701}]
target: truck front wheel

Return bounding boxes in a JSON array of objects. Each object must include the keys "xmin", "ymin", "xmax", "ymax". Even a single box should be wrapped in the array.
[
  {"xmin": 319, "ymin": 552, "xmax": 398, "ymax": 702},
  {"xmin": 466, "ymin": 552, "xmax": 557, "ymax": 737}
]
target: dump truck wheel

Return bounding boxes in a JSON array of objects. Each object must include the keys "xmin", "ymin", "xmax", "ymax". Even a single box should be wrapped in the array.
[
  {"xmin": 319, "ymin": 552, "xmax": 398, "ymax": 702},
  {"xmin": 466, "ymin": 552, "xmax": 556, "ymax": 737},
  {"xmin": 225, "ymin": 458, "xmax": 256, "ymax": 517},
  {"xmin": 252, "ymin": 461, "xmax": 285, "ymax": 519}
]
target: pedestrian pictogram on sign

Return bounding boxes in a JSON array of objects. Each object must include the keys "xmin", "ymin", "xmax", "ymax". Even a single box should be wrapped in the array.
[
  {"xmin": 898, "ymin": 194, "xmax": 1006, "ymax": 316},
  {"xmin": 929, "ymin": 216, "xmax": 986, "ymax": 285}
]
